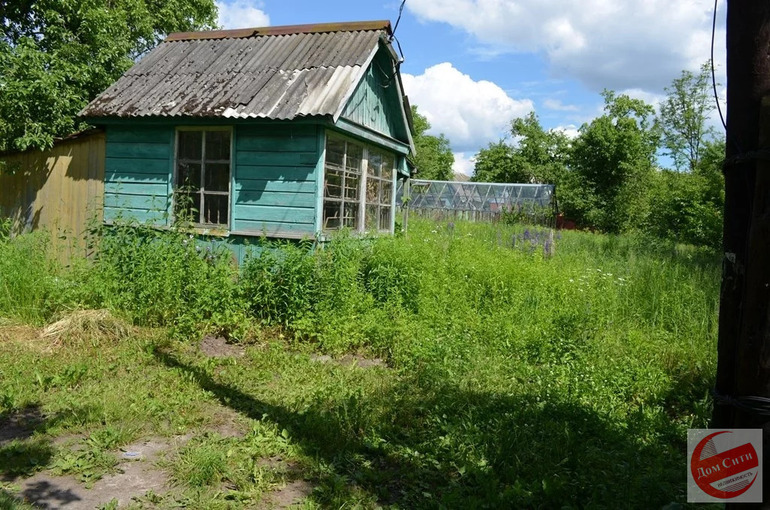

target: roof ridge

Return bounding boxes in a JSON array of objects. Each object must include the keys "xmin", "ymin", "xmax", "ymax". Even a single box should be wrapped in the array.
[{"xmin": 166, "ymin": 20, "xmax": 391, "ymax": 42}]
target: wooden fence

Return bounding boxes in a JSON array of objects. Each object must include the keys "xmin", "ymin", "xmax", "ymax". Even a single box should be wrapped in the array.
[{"xmin": 0, "ymin": 130, "xmax": 105, "ymax": 263}]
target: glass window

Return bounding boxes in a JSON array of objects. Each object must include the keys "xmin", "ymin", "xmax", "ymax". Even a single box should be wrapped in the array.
[
  {"xmin": 175, "ymin": 129, "xmax": 231, "ymax": 227},
  {"xmin": 322, "ymin": 135, "xmax": 395, "ymax": 233}
]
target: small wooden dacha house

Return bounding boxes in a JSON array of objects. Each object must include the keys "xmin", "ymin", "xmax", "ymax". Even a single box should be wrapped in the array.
[{"xmin": 80, "ymin": 20, "xmax": 414, "ymax": 259}]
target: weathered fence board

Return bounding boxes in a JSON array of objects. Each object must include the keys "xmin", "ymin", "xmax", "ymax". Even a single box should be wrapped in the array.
[{"xmin": 0, "ymin": 130, "xmax": 105, "ymax": 263}]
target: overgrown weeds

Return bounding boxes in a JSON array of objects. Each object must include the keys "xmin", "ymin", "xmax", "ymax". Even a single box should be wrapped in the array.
[{"xmin": 0, "ymin": 217, "xmax": 721, "ymax": 507}]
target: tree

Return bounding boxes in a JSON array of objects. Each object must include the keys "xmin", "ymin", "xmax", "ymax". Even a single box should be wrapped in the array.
[
  {"xmin": 471, "ymin": 112, "xmax": 569, "ymax": 184},
  {"xmin": 567, "ymin": 90, "xmax": 660, "ymax": 233},
  {"xmin": 472, "ymin": 140, "xmax": 520, "ymax": 183},
  {"xmin": 658, "ymin": 62, "xmax": 716, "ymax": 171},
  {"xmin": 0, "ymin": 0, "xmax": 218, "ymax": 152},
  {"xmin": 410, "ymin": 105, "xmax": 454, "ymax": 180}
]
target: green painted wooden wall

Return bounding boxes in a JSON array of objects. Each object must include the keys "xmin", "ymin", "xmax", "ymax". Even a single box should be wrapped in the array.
[
  {"xmin": 233, "ymin": 124, "xmax": 318, "ymax": 238},
  {"xmin": 341, "ymin": 49, "xmax": 409, "ymax": 143},
  {"xmin": 104, "ymin": 123, "xmax": 320, "ymax": 238},
  {"xmin": 104, "ymin": 126, "xmax": 172, "ymax": 225}
]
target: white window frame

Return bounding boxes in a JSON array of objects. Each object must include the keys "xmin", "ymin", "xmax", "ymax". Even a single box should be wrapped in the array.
[
  {"xmin": 173, "ymin": 127, "xmax": 233, "ymax": 228},
  {"xmin": 322, "ymin": 133, "xmax": 395, "ymax": 233}
]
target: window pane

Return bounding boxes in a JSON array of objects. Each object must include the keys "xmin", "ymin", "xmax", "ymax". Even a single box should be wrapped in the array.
[
  {"xmin": 203, "ymin": 194, "xmax": 228, "ymax": 226},
  {"xmin": 343, "ymin": 202, "xmax": 358, "ymax": 228},
  {"xmin": 381, "ymin": 154, "xmax": 394, "ymax": 179},
  {"xmin": 324, "ymin": 168, "xmax": 342, "ymax": 198},
  {"xmin": 365, "ymin": 204, "xmax": 378, "ymax": 231},
  {"xmin": 368, "ymin": 151, "xmax": 382, "ymax": 177},
  {"xmin": 205, "ymin": 131, "xmax": 230, "ymax": 161},
  {"xmin": 323, "ymin": 202, "xmax": 341, "ymax": 230},
  {"xmin": 205, "ymin": 163, "xmax": 230, "ymax": 192},
  {"xmin": 325, "ymin": 138, "xmax": 345, "ymax": 168},
  {"xmin": 346, "ymin": 143, "xmax": 363, "ymax": 174},
  {"xmin": 381, "ymin": 181, "xmax": 393, "ymax": 205},
  {"xmin": 177, "ymin": 162, "xmax": 201, "ymax": 190},
  {"xmin": 379, "ymin": 206, "xmax": 392, "ymax": 230},
  {"xmin": 344, "ymin": 174, "xmax": 359, "ymax": 200},
  {"xmin": 179, "ymin": 131, "xmax": 202, "ymax": 160},
  {"xmin": 174, "ymin": 192, "xmax": 200, "ymax": 223},
  {"xmin": 366, "ymin": 179, "xmax": 379, "ymax": 203}
]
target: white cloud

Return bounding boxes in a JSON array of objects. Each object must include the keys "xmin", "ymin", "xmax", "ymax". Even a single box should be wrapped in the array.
[
  {"xmin": 407, "ymin": 0, "xmax": 726, "ymax": 92},
  {"xmin": 543, "ymin": 99, "xmax": 579, "ymax": 112},
  {"xmin": 402, "ymin": 63, "xmax": 533, "ymax": 152},
  {"xmin": 619, "ymin": 88, "xmax": 665, "ymax": 110},
  {"xmin": 453, "ymin": 152, "xmax": 476, "ymax": 176},
  {"xmin": 554, "ymin": 125, "xmax": 580, "ymax": 140},
  {"xmin": 216, "ymin": 1, "xmax": 270, "ymax": 29}
]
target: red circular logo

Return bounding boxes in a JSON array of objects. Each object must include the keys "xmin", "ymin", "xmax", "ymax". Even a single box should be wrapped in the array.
[{"xmin": 691, "ymin": 431, "xmax": 759, "ymax": 499}]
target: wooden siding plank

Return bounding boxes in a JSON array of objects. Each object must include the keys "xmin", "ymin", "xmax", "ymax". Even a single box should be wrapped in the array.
[
  {"xmin": 104, "ymin": 192, "xmax": 170, "ymax": 211},
  {"xmin": 104, "ymin": 182, "xmax": 168, "ymax": 195},
  {"xmin": 234, "ymin": 190, "xmax": 315, "ymax": 208},
  {"xmin": 104, "ymin": 206, "xmax": 167, "ymax": 224},
  {"xmin": 233, "ymin": 204, "xmax": 314, "ymax": 224},
  {"xmin": 234, "ymin": 179, "xmax": 315, "ymax": 194},
  {"xmin": 236, "ymin": 134, "xmax": 317, "ymax": 152},
  {"xmin": 236, "ymin": 124, "xmax": 315, "ymax": 138},
  {"xmin": 105, "ymin": 173, "xmax": 169, "ymax": 185},
  {"xmin": 235, "ymin": 151, "xmax": 319, "ymax": 168},
  {"xmin": 107, "ymin": 127, "xmax": 174, "ymax": 144},
  {"xmin": 106, "ymin": 157, "xmax": 171, "ymax": 175},
  {"xmin": 235, "ymin": 165, "xmax": 316, "ymax": 181},
  {"xmin": 107, "ymin": 142, "xmax": 173, "ymax": 160},
  {"xmin": 232, "ymin": 219, "xmax": 316, "ymax": 234}
]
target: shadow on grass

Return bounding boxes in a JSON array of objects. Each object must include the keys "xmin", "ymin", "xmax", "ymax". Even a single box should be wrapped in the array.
[
  {"xmin": 0, "ymin": 405, "xmax": 55, "ymax": 481},
  {"xmin": 155, "ymin": 349, "xmax": 691, "ymax": 508}
]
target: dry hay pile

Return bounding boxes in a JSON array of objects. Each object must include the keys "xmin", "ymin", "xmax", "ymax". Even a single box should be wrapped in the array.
[{"xmin": 41, "ymin": 309, "xmax": 131, "ymax": 346}]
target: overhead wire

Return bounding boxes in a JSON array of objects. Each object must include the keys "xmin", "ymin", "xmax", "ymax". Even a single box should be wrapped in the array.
[
  {"xmin": 391, "ymin": 0, "xmax": 406, "ymax": 63},
  {"xmin": 391, "ymin": 0, "xmax": 406, "ymax": 42},
  {"xmin": 711, "ymin": 0, "xmax": 727, "ymax": 131}
]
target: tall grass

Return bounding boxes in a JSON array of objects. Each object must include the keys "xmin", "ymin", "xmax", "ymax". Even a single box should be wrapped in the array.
[
  {"xmin": 0, "ymin": 217, "xmax": 721, "ymax": 506},
  {"xmin": 0, "ymin": 221, "xmax": 68, "ymax": 324}
]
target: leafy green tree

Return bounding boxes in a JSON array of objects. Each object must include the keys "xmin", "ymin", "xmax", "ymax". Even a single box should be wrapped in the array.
[
  {"xmin": 0, "ymin": 0, "xmax": 218, "ymax": 152},
  {"xmin": 471, "ymin": 112, "xmax": 569, "ymax": 184},
  {"xmin": 642, "ymin": 136, "xmax": 725, "ymax": 248},
  {"xmin": 409, "ymin": 105, "xmax": 454, "ymax": 180},
  {"xmin": 472, "ymin": 140, "xmax": 520, "ymax": 182},
  {"xmin": 658, "ymin": 62, "xmax": 716, "ymax": 171},
  {"xmin": 566, "ymin": 90, "xmax": 660, "ymax": 233}
]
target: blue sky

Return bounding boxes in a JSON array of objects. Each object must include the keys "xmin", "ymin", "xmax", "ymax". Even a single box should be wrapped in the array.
[{"xmin": 215, "ymin": 0, "xmax": 727, "ymax": 175}]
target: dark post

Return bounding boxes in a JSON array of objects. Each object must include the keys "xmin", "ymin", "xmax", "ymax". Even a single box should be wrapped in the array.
[{"xmin": 713, "ymin": 0, "xmax": 770, "ymax": 506}]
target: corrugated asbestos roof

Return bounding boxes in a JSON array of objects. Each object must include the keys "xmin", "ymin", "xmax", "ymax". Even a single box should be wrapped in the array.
[{"xmin": 80, "ymin": 21, "xmax": 392, "ymax": 120}]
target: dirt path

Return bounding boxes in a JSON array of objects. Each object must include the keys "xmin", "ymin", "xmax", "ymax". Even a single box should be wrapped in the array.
[{"xmin": 11, "ymin": 438, "xmax": 176, "ymax": 509}]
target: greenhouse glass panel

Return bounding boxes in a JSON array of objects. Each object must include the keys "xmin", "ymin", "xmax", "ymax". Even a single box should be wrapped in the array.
[{"xmin": 397, "ymin": 180, "xmax": 555, "ymax": 220}]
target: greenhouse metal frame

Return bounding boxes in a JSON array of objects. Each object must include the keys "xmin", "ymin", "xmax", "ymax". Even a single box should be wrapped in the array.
[{"xmin": 397, "ymin": 179, "xmax": 555, "ymax": 223}]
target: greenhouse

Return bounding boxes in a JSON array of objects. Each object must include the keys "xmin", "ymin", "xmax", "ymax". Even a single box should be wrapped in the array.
[{"xmin": 397, "ymin": 179, "xmax": 555, "ymax": 223}]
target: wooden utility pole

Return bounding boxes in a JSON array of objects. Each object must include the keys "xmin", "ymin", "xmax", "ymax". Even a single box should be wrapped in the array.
[{"xmin": 713, "ymin": 0, "xmax": 770, "ymax": 505}]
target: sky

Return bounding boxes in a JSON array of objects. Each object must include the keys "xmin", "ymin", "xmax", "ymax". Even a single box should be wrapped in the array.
[{"xmin": 215, "ymin": 0, "xmax": 727, "ymax": 175}]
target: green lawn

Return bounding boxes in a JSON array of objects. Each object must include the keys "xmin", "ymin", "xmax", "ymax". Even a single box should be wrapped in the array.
[{"xmin": 0, "ymin": 219, "xmax": 721, "ymax": 508}]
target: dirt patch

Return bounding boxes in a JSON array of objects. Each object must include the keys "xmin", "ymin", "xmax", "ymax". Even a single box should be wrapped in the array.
[
  {"xmin": 339, "ymin": 354, "xmax": 387, "ymax": 368},
  {"xmin": 256, "ymin": 456, "xmax": 300, "ymax": 474},
  {"xmin": 208, "ymin": 406, "xmax": 249, "ymax": 439},
  {"xmin": 11, "ymin": 436, "xmax": 186, "ymax": 509},
  {"xmin": 200, "ymin": 335, "xmax": 245, "ymax": 358},
  {"xmin": 264, "ymin": 479, "xmax": 314, "ymax": 509},
  {"xmin": 0, "ymin": 406, "xmax": 45, "ymax": 446},
  {"xmin": 309, "ymin": 353, "xmax": 387, "ymax": 369}
]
